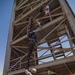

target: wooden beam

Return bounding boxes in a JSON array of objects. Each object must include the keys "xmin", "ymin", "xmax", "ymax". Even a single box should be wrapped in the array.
[
  {"xmin": 48, "ymin": 0, "xmax": 53, "ymax": 5},
  {"xmin": 16, "ymin": 0, "xmax": 23, "ymax": 7},
  {"xmin": 11, "ymin": 46, "xmax": 28, "ymax": 49},
  {"xmin": 8, "ymin": 56, "xmax": 75, "ymax": 75},
  {"xmin": 11, "ymin": 16, "xmax": 65, "ymax": 45},
  {"xmin": 16, "ymin": 0, "xmax": 28, "ymax": 9},
  {"xmin": 50, "ymin": 37, "xmax": 75, "ymax": 48},
  {"xmin": 38, "ymin": 18, "xmax": 66, "ymax": 44},
  {"xmin": 36, "ymin": 6, "xmax": 62, "ymax": 21},
  {"xmin": 19, "ymin": 48, "xmax": 74, "ymax": 65},
  {"xmin": 59, "ymin": 0, "xmax": 75, "ymax": 36},
  {"xmin": 64, "ymin": 63, "xmax": 72, "ymax": 74},
  {"xmin": 65, "ymin": 25, "xmax": 75, "ymax": 55},
  {"xmin": 13, "ymin": 21, "xmax": 28, "ymax": 26},
  {"xmin": 10, "ymin": 48, "xmax": 75, "ymax": 68},
  {"xmin": 14, "ymin": 0, "xmax": 50, "ymax": 23},
  {"xmin": 15, "ymin": 0, "xmax": 41, "ymax": 11},
  {"xmin": 15, "ymin": 4, "xmax": 31, "ymax": 20},
  {"xmin": 11, "ymin": 36, "xmax": 75, "ymax": 51},
  {"xmin": 30, "ymin": 56, "xmax": 75, "ymax": 70},
  {"xmin": 36, "ymin": 13, "xmax": 63, "ymax": 21},
  {"xmin": 12, "ymin": 47, "xmax": 25, "ymax": 54},
  {"xmin": 50, "ymin": 6, "xmax": 62, "ymax": 14},
  {"xmin": 12, "ymin": 25, "xmax": 27, "ymax": 41},
  {"xmin": 37, "ymin": 47, "xmax": 75, "ymax": 51},
  {"xmin": 8, "ymin": 68, "xmax": 26, "ymax": 75},
  {"xmin": 9, "ymin": 47, "xmax": 75, "ymax": 70},
  {"xmin": 9, "ymin": 54, "xmax": 27, "ymax": 71},
  {"xmin": 12, "ymin": 49, "xmax": 19, "ymax": 57},
  {"xmin": 14, "ymin": 12, "xmax": 63, "ymax": 27},
  {"xmin": 51, "ymin": 13, "xmax": 63, "ymax": 17}
]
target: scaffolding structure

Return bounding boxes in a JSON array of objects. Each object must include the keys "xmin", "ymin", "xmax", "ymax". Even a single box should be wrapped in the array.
[{"xmin": 3, "ymin": 0, "xmax": 75, "ymax": 75}]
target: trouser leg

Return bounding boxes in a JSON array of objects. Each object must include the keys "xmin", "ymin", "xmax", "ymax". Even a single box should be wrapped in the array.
[{"xmin": 27, "ymin": 44, "xmax": 34, "ymax": 69}]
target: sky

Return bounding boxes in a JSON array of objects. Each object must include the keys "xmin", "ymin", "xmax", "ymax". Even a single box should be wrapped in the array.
[{"xmin": 0, "ymin": 0, "xmax": 75, "ymax": 75}]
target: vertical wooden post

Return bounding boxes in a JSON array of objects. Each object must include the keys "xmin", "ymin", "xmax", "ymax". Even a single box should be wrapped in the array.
[
  {"xmin": 34, "ymin": 52, "xmax": 37, "ymax": 65},
  {"xmin": 58, "ymin": 0, "xmax": 75, "ymax": 36},
  {"xmin": 3, "ymin": 1, "xmax": 15, "ymax": 75},
  {"xmin": 65, "ymin": 25, "xmax": 75, "ymax": 55}
]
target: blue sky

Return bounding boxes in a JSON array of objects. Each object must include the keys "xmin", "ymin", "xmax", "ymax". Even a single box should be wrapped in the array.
[
  {"xmin": 0, "ymin": 0, "xmax": 14, "ymax": 75},
  {"xmin": 0, "ymin": 0, "xmax": 75, "ymax": 75}
]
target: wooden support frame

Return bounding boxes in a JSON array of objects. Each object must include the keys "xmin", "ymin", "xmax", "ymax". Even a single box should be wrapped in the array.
[
  {"xmin": 20, "ymin": 47, "xmax": 75, "ymax": 64},
  {"xmin": 9, "ymin": 47, "xmax": 75, "ymax": 72},
  {"xmin": 14, "ymin": 5, "xmax": 63, "ymax": 27},
  {"xmin": 8, "ymin": 55, "xmax": 75, "ymax": 75},
  {"xmin": 14, "ymin": 0, "xmax": 50, "ymax": 23},
  {"xmin": 33, "ymin": 17, "xmax": 55, "ymax": 59},
  {"xmin": 12, "ymin": 25, "xmax": 27, "ymax": 41},
  {"xmin": 12, "ymin": 47, "xmax": 25, "ymax": 54},
  {"xmin": 51, "ymin": 35, "xmax": 66, "ymax": 47},
  {"xmin": 11, "ymin": 36, "xmax": 75, "ymax": 50},
  {"xmin": 56, "ymin": 30, "xmax": 66, "ymax": 58},
  {"xmin": 36, "ymin": 13, "xmax": 63, "ymax": 21},
  {"xmin": 59, "ymin": 0, "xmax": 75, "ymax": 36},
  {"xmin": 4, "ymin": 0, "xmax": 75, "ymax": 75},
  {"xmin": 10, "ymin": 46, "xmax": 75, "ymax": 66},
  {"xmin": 16, "ymin": 0, "xmax": 41, "ymax": 11},
  {"xmin": 64, "ymin": 63, "xmax": 72, "ymax": 74},
  {"xmin": 65, "ymin": 25, "xmax": 75, "ymax": 55},
  {"xmin": 15, "ymin": 4, "xmax": 31, "ymax": 20},
  {"xmin": 11, "ymin": 16, "xmax": 65, "ymax": 45},
  {"xmin": 13, "ymin": 21, "xmax": 29, "ymax": 26},
  {"xmin": 16, "ymin": 0, "xmax": 28, "ymax": 9},
  {"xmin": 12, "ymin": 49, "xmax": 19, "ymax": 57},
  {"xmin": 11, "ymin": 46, "xmax": 28, "ymax": 49},
  {"xmin": 38, "ymin": 18, "xmax": 66, "ymax": 44},
  {"xmin": 9, "ymin": 54, "xmax": 27, "ymax": 71},
  {"xmin": 16, "ymin": 0, "xmax": 24, "ymax": 8}
]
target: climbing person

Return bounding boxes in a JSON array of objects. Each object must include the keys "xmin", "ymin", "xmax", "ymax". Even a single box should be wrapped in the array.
[
  {"xmin": 27, "ymin": 29, "xmax": 37, "ymax": 69},
  {"xmin": 38, "ymin": 3, "xmax": 50, "ymax": 26},
  {"xmin": 43, "ymin": 3, "xmax": 50, "ymax": 16}
]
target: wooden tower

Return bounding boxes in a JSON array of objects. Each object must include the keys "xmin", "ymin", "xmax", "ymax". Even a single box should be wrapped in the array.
[{"xmin": 3, "ymin": 0, "xmax": 75, "ymax": 75}]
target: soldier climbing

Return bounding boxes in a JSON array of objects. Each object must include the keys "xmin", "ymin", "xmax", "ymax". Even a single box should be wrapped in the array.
[{"xmin": 27, "ymin": 17, "xmax": 37, "ymax": 70}]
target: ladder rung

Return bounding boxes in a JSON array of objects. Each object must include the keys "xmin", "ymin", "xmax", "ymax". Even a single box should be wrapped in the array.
[
  {"xmin": 55, "ymin": 53, "xmax": 64, "ymax": 58},
  {"xmin": 55, "ymin": 51, "xmax": 64, "ymax": 55}
]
